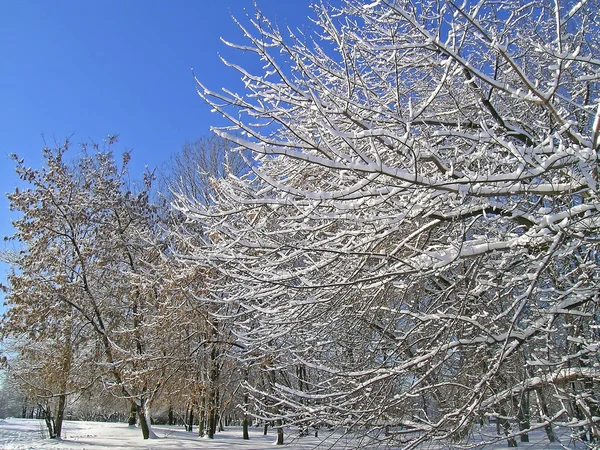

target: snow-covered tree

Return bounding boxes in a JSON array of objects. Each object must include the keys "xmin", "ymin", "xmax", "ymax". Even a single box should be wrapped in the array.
[
  {"xmin": 0, "ymin": 370, "xmax": 27, "ymax": 419},
  {"xmin": 163, "ymin": 136, "xmax": 252, "ymax": 439},
  {"xmin": 1, "ymin": 311, "xmax": 94, "ymax": 438},
  {"xmin": 176, "ymin": 0, "xmax": 600, "ymax": 446},
  {"xmin": 3, "ymin": 138, "xmax": 181, "ymax": 440}
]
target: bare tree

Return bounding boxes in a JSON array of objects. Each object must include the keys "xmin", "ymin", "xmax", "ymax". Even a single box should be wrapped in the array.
[
  {"xmin": 160, "ymin": 135, "xmax": 248, "ymax": 206},
  {"xmin": 160, "ymin": 136, "xmax": 251, "ymax": 439}
]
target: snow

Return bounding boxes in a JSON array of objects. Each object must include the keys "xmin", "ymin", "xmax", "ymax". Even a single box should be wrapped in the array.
[
  {"xmin": 0, "ymin": 419, "xmax": 349, "ymax": 449},
  {"xmin": 0, "ymin": 419, "xmax": 590, "ymax": 449}
]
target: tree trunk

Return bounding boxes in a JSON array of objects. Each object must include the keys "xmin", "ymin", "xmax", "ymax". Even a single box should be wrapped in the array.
[
  {"xmin": 205, "ymin": 379, "xmax": 218, "ymax": 438},
  {"xmin": 516, "ymin": 393, "xmax": 530, "ymax": 443},
  {"xmin": 198, "ymin": 395, "xmax": 205, "ymax": 437},
  {"xmin": 535, "ymin": 388, "xmax": 556, "ymax": 443},
  {"xmin": 54, "ymin": 393, "xmax": 67, "ymax": 438},
  {"xmin": 54, "ymin": 316, "xmax": 72, "ymax": 439},
  {"xmin": 136, "ymin": 401, "xmax": 157, "ymax": 439},
  {"xmin": 243, "ymin": 366, "xmax": 250, "ymax": 439},
  {"xmin": 275, "ymin": 418, "xmax": 284, "ymax": 445},
  {"xmin": 207, "ymin": 405, "xmax": 216, "ymax": 439},
  {"xmin": 138, "ymin": 404, "xmax": 150, "ymax": 439},
  {"xmin": 214, "ymin": 387, "xmax": 221, "ymax": 434},
  {"xmin": 206, "ymin": 341, "xmax": 219, "ymax": 439},
  {"xmin": 188, "ymin": 405, "xmax": 194, "ymax": 433},
  {"xmin": 198, "ymin": 410, "xmax": 204, "ymax": 437},
  {"xmin": 128, "ymin": 402, "xmax": 137, "ymax": 426},
  {"xmin": 267, "ymin": 369, "xmax": 284, "ymax": 445},
  {"xmin": 242, "ymin": 391, "xmax": 250, "ymax": 440},
  {"xmin": 499, "ymin": 407, "xmax": 517, "ymax": 447},
  {"xmin": 42, "ymin": 404, "xmax": 56, "ymax": 439},
  {"xmin": 242, "ymin": 416, "xmax": 250, "ymax": 440}
]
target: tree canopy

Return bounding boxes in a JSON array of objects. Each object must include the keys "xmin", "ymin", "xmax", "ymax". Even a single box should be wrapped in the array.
[{"xmin": 178, "ymin": 0, "xmax": 600, "ymax": 446}]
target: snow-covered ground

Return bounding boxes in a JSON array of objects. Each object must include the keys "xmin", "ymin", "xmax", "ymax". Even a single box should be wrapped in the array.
[
  {"xmin": 0, "ymin": 419, "xmax": 356, "ymax": 449},
  {"xmin": 0, "ymin": 418, "xmax": 590, "ymax": 449}
]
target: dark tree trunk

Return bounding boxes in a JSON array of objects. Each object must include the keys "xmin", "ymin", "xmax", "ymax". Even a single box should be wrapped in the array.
[
  {"xmin": 128, "ymin": 402, "xmax": 137, "ymax": 426},
  {"xmin": 137, "ymin": 403, "xmax": 151, "ymax": 440},
  {"xmin": 168, "ymin": 405, "xmax": 174, "ymax": 426},
  {"xmin": 275, "ymin": 418, "xmax": 284, "ymax": 445},
  {"xmin": 499, "ymin": 407, "xmax": 517, "ymax": 447},
  {"xmin": 197, "ymin": 409, "xmax": 204, "ymax": 437},
  {"xmin": 242, "ymin": 389, "xmax": 250, "ymax": 440},
  {"xmin": 42, "ymin": 404, "xmax": 57, "ymax": 439},
  {"xmin": 516, "ymin": 393, "xmax": 530, "ymax": 443},
  {"xmin": 297, "ymin": 364, "xmax": 308, "ymax": 437},
  {"xmin": 207, "ymin": 406, "xmax": 216, "ymax": 439},
  {"xmin": 206, "ymin": 341, "xmax": 220, "ymax": 439},
  {"xmin": 213, "ymin": 388, "xmax": 221, "ymax": 434},
  {"xmin": 188, "ymin": 406, "xmax": 194, "ymax": 433},
  {"xmin": 536, "ymin": 388, "xmax": 556, "ymax": 443},
  {"xmin": 198, "ymin": 395, "xmax": 205, "ymax": 437},
  {"xmin": 243, "ymin": 416, "xmax": 250, "ymax": 440},
  {"xmin": 54, "ymin": 393, "xmax": 67, "ymax": 438}
]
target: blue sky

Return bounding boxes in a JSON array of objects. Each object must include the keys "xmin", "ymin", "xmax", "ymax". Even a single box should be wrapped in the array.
[{"xmin": 0, "ymin": 0, "xmax": 318, "ymax": 310}]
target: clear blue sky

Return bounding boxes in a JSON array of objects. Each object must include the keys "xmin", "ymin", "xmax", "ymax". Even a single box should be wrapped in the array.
[{"xmin": 0, "ymin": 0, "xmax": 318, "ymax": 310}]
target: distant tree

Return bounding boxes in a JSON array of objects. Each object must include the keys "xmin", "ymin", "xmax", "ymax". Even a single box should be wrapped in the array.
[
  {"xmin": 0, "ymin": 370, "xmax": 27, "ymax": 419},
  {"xmin": 161, "ymin": 135, "xmax": 251, "ymax": 439},
  {"xmin": 160, "ymin": 135, "xmax": 248, "ymax": 206},
  {"xmin": 176, "ymin": 0, "xmax": 600, "ymax": 447}
]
